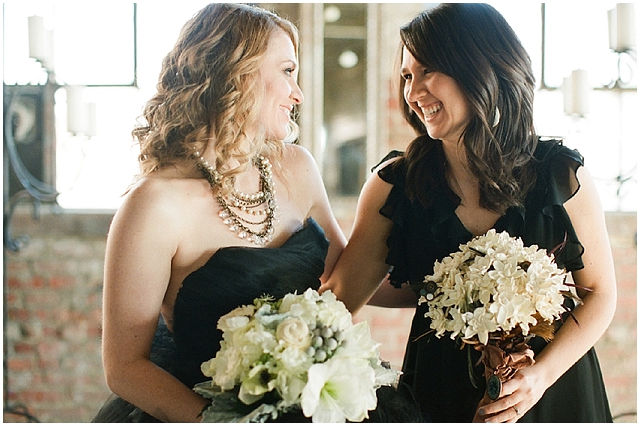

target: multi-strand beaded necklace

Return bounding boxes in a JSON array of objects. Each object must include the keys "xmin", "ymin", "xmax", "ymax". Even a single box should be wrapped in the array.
[{"xmin": 194, "ymin": 152, "xmax": 277, "ymax": 246}]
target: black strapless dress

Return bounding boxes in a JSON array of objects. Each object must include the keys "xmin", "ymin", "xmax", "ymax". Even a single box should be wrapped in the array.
[
  {"xmin": 92, "ymin": 218, "xmax": 329, "ymax": 422},
  {"xmin": 378, "ymin": 139, "xmax": 613, "ymax": 423},
  {"xmin": 92, "ymin": 218, "xmax": 423, "ymax": 422}
]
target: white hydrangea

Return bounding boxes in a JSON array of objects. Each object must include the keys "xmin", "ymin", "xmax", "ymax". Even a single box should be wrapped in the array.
[
  {"xmin": 333, "ymin": 321, "xmax": 380, "ymax": 361},
  {"xmin": 316, "ymin": 290, "xmax": 354, "ymax": 332},
  {"xmin": 421, "ymin": 229, "xmax": 574, "ymax": 345}
]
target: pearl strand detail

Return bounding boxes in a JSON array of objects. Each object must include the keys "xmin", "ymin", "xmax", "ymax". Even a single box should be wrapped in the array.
[{"xmin": 194, "ymin": 152, "xmax": 277, "ymax": 246}]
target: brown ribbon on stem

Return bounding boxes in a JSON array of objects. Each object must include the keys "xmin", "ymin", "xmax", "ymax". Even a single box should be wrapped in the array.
[{"xmin": 470, "ymin": 335, "xmax": 535, "ymax": 400}]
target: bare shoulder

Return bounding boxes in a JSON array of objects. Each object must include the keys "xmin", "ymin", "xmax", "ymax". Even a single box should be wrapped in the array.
[
  {"xmin": 130, "ymin": 174, "xmax": 206, "ymax": 207},
  {"xmin": 114, "ymin": 173, "xmax": 211, "ymax": 235},
  {"xmin": 277, "ymin": 144, "xmax": 323, "ymax": 194},
  {"xmin": 281, "ymin": 143, "xmax": 319, "ymax": 173},
  {"xmin": 358, "ymin": 159, "xmax": 395, "ymax": 210}
]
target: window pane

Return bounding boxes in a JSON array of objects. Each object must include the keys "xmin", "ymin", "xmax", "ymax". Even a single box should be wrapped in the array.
[
  {"xmin": 323, "ymin": 4, "xmax": 368, "ymax": 196},
  {"xmin": 543, "ymin": 3, "xmax": 617, "ymax": 88}
]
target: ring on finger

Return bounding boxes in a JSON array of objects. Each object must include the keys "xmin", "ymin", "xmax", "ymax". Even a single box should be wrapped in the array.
[{"xmin": 512, "ymin": 406, "xmax": 520, "ymax": 415}]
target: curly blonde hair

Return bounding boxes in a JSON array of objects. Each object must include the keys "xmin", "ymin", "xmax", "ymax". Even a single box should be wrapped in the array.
[{"xmin": 133, "ymin": 3, "xmax": 299, "ymax": 193}]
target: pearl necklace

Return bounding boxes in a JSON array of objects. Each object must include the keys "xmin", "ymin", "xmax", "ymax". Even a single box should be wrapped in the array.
[{"xmin": 194, "ymin": 152, "xmax": 277, "ymax": 246}]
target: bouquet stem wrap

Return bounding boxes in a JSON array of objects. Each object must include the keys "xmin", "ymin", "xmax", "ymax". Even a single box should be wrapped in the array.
[{"xmin": 472, "ymin": 333, "xmax": 535, "ymax": 399}]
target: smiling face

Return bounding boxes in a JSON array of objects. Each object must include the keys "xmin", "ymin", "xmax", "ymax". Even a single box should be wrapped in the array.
[
  {"xmin": 259, "ymin": 29, "xmax": 304, "ymax": 141},
  {"xmin": 401, "ymin": 47, "xmax": 471, "ymax": 145}
]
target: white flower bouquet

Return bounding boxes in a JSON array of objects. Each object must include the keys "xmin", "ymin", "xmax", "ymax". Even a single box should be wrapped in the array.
[
  {"xmin": 194, "ymin": 288, "xmax": 400, "ymax": 423},
  {"xmin": 419, "ymin": 229, "xmax": 580, "ymax": 399}
]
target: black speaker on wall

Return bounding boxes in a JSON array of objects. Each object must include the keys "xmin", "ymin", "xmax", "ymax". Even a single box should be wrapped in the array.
[{"xmin": 3, "ymin": 83, "xmax": 57, "ymax": 199}]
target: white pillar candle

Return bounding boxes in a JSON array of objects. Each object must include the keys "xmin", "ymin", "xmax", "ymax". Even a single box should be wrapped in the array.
[
  {"xmin": 571, "ymin": 69, "xmax": 590, "ymax": 116},
  {"xmin": 86, "ymin": 102, "xmax": 98, "ymax": 137},
  {"xmin": 66, "ymin": 85, "xmax": 88, "ymax": 135},
  {"xmin": 28, "ymin": 15, "xmax": 47, "ymax": 62},
  {"xmin": 615, "ymin": 3, "xmax": 636, "ymax": 51},
  {"xmin": 562, "ymin": 76, "xmax": 573, "ymax": 116},
  {"xmin": 608, "ymin": 8, "xmax": 617, "ymax": 51},
  {"xmin": 563, "ymin": 70, "xmax": 590, "ymax": 116},
  {"xmin": 42, "ymin": 29, "xmax": 55, "ymax": 71},
  {"xmin": 609, "ymin": 3, "xmax": 637, "ymax": 52}
]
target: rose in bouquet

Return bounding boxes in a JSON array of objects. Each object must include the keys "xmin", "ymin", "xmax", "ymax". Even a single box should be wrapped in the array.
[
  {"xmin": 418, "ymin": 229, "xmax": 581, "ymax": 400},
  {"xmin": 194, "ymin": 288, "xmax": 400, "ymax": 423}
]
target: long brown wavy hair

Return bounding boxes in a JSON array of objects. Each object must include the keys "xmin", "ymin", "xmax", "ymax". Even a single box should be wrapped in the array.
[
  {"xmin": 133, "ymin": 3, "xmax": 299, "ymax": 193},
  {"xmin": 397, "ymin": 3, "xmax": 538, "ymax": 213}
]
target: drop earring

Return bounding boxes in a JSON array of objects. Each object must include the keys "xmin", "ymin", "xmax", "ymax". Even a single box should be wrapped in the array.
[{"xmin": 492, "ymin": 108, "xmax": 501, "ymax": 128}]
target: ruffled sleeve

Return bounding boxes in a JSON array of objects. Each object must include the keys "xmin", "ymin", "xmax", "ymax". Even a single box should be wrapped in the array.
[
  {"xmin": 376, "ymin": 151, "xmax": 406, "ymax": 220},
  {"xmin": 525, "ymin": 139, "xmax": 585, "ymax": 272},
  {"xmin": 375, "ymin": 147, "xmax": 464, "ymax": 290},
  {"xmin": 375, "ymin": 152, "xmax": 413, "ymax": 288}
]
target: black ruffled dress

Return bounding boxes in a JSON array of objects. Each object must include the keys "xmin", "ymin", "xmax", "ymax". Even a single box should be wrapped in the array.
[{"xmin": 377, "ymin": 139, "xmax": 612, "ymax": 423}]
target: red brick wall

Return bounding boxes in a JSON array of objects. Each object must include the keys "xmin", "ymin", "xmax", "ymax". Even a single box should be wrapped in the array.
[
  {"xmin": 595, "ymin": 213, "xmax": 638, "ymax": 422},
  {"xmin": 3, "ymin": 211, "xmax": 111, "ymax": 423},
  {"xmin": 2, "ymin": 210, "xmax": 636, "ymax": 422}
]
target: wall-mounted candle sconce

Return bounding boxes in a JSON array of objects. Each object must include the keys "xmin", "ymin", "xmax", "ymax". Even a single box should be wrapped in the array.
[
  {"xmin": 607, "ymin": 3, "xmax": 637, "ymax": 88},
  {"xmin": 27, "ymin": 16, "xmax": 97, "ymax": 137},
  {"xmin": 28, "ymin": 15, "xmax": 55, "ymax": 73},
  {"xmin": 65, "ymin": 86, "xmax": 98, "ymax": 137},
  {"xmin": 562, "ymin": 4, "xmax": 636, "ymax": 117},
  {"xmin": 563, "ymin": 69, "xmax": 591, "ymax": 117},
  {"xmin": 608, "ymin": 3, "xmax": 636, "ymax": 53}
]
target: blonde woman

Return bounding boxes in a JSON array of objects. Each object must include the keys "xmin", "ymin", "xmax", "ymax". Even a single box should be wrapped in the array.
[{"xmin": 93, "ymin": 4, "xmax": 345, "ymax": 422}]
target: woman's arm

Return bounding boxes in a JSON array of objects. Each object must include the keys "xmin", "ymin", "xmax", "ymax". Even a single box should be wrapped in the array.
[
  {"xmin": 366, "ymin": 275, "xmax": 418, "ymax": 308},
  {"xmin": 477, "ymin": 166, "xmax": 618, "ymax": 422},
  {"xmin": 322, "ymin": 167, "xmax": 405, "ymax": 314},
  {"xmin": 101, "ymin": 180, "xmax": 208, "ymax": 423},
  {"xmin": 289, "ymin": 145, "xmax": 347, "ymax": 282}
]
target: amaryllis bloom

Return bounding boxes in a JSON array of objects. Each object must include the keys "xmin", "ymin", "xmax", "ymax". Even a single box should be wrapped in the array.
[{"xmin": 301, "ymin": 358, "xmax": 377, "ymax": 423}]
